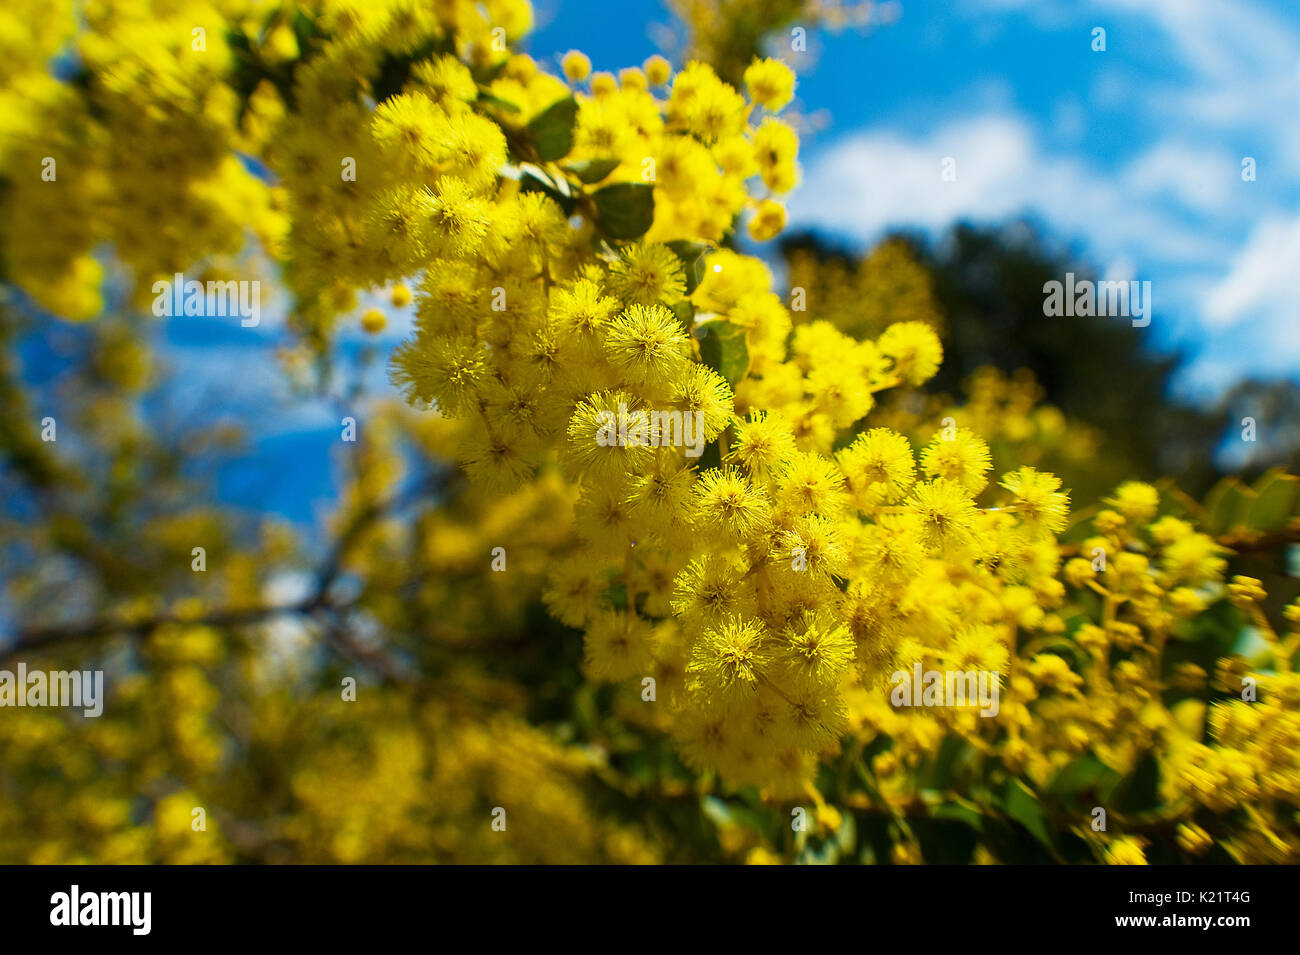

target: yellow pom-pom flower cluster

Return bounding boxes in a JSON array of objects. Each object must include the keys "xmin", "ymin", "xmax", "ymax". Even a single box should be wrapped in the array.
[{"xmin": 366, "ymin": 14, "xmax": 1299, "ymax": 856}]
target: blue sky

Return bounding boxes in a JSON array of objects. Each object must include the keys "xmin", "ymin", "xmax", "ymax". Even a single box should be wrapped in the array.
[
  {"xmin": 529, "ymin": 0, "xmax": 1300, "ymax": 399},
  {"xmin": 108, "ymin": 0, "xmax": 1300, "ymax": 523}
]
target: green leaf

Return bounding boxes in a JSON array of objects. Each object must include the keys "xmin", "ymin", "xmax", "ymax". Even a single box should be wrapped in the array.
[
  {"xmin": 572, "ymin": 682, "xmax": 600, "ymax": 735},
  {"xmin": 602, "ymin": 581, "xmax": 628, "ymax": 611},
  {"xmin": 700, "ymin": 795, "xmax": 733, "ymax": 828},
  {"xmin": 694, "ymin": 440, "xmax": 722, "ymax": 472},
  {"xmin": 592, "ymin": 182, "xmax": 655, "ymax": 240},
  {"xmin": 665, "ymin": 240, "xmax": 709, "ymax": 294},
  {"xmin": 1029, "ymin": 639, "xmax": 1088, "ymax": 670},
  {"xmin": 476, "ymin": 91, "xmax": 521, "ymax": 114},
  {"xmin": 527, "ymin": 96, "xmax": 579, "ymax": 162},
  {"xmin": 701, "ymin": 796, "xmax": 773, "ymax": 839},
  {"xmin": 911, "ymin": 815, "xmax": 980, "ymax": 864},
  {"xmin": 1002, "ymin": 779, "xmax": 1053, "ymax": 849},
  {"xmin": 370, "ymin": 39, "xmax": 448, "ymax": 105},
  {"xmin": 1248, "ymin": 469, "xmax": 1300, "ymax": 531},
  {"xmin": 696, "ymin": 320, "xmax": 749, "ymax": 385},
  {"xmin": 832, "ymin": 812, "xmax": 857, "ymax": 856},
  {"xmin": 565, "ymin": 158, "xmax": 620, "ymax": 184},
  {"xmin": 1046, "ymin": 751, "xmax": 1119, "ymax": 802},
  {"xmin": 292, "ymin": 8, "xmax": 327, "ymax": 54},
  {"xmin": 668, "ymin": 298, "xmax": 694, "ymax": 331},
  {"xmin": 933, "ymin": 799, "xmax": 984, "ymax": 831},
  {"xmin": 796, "ymin": 838, "xmax": 841, "ymax": 865},
  {"xmin": 471, "ymin": 58, "xmax": 510, "ymax": 85},
  {"xmin": 1113, "ymin": 751, "xmax": 1161, "ymax": 814},
  {"xmin": 519, "ymin": 171, "xmax": 575, "ymax": 217},
  {"xmin": 1203, "ymin": 477, "xmax": 1254, "ymax": 535},
  {"xmin": 925, "ymin": 732, "xmax": 972, "ymax": 790},
  {"xmin": 1163, "ymin": 597, "xmax": 1244, "ymax": 675}
]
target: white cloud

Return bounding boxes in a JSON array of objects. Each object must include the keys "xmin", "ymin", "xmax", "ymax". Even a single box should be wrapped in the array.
[
  {"xmin": 792, "ymin": 115, "xmax": 1034, "ymax": 232},
  {"xmin": 795, "ymin": 0, "xmax": 1300, "ymax": 390},
  {"xmin": 1121, "ymin": 141, "xmax": 1237, "ymax": 216},
  {"xmin": 1203, "ymin": 216, "xmax": 1300, "ymax": 330},
  {"xmin": 789, "ymin": 113, "xmax": 1234, "ymax": 267}
]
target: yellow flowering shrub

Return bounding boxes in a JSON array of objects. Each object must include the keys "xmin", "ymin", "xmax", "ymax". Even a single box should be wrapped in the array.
[{"xmin": 1, "ymin": 0, "xmax": 1298, "ymax": 865}]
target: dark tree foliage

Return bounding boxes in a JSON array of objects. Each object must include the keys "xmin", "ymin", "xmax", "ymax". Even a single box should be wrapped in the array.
[{"xmin": 779, "ymin": 223, "xmax": 1289, "ymax": 497}]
